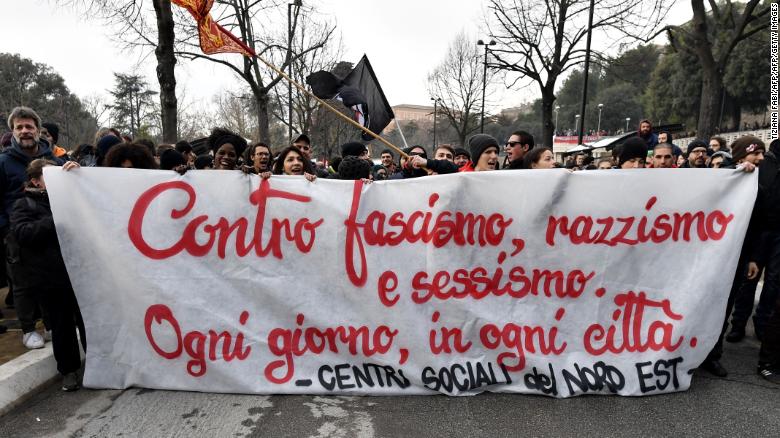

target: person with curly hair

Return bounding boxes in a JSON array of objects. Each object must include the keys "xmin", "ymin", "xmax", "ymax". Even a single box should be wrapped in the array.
[
  {"xmin": 208, "ymin": 128, "xmax": 247, "ymax": 171},
  {"xmin": 103, "ymin": 143, "xmax": 158, "ymax": 169}
]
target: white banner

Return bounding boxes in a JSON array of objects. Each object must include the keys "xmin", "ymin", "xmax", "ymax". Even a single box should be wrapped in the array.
[{"xmin": 45, "ymin": 168, "xmax": 756, "ymax": 397}]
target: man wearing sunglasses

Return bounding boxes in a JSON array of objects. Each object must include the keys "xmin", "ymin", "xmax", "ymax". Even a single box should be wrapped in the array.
[{"xmin": 504, "ymin": 130, "xmax": 534, "ymax": 170}]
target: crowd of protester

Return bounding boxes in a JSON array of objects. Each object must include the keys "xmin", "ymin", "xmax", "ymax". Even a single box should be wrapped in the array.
[{"xmin": 0, "ymin": 106, "xmax": 778, "ymax": 392}]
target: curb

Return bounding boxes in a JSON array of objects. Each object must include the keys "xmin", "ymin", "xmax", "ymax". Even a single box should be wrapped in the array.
[{"xmin": 0, "ymin": 344, "xmax": 58, "ymax": 416}]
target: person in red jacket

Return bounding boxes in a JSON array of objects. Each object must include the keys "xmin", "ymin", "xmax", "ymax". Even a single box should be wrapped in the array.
[{"xmin": 460, "ymin": 134, "xmax": 500, "ymax": 172}]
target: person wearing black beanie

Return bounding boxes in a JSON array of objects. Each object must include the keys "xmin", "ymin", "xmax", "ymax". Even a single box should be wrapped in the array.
[
  {"xmin": 41, "ymin": 122, "xmax": 58, "ymax": 144},
  {"xmin": 340, "ymin": 142, "xmax": 369, "ymax": 158},
  {"xmin": 39, "ymin": 123, "xmax": 68, "ymax": 160},
  {"xmin": 617, "ymin": 137, "xmax": 647, "ymax": 169},
  {"xmin": 462, "ymin": 134, "xmax": 500, "ymax": 172},
  {"xmin": 681, "ymin": 139, "xmax": 709, "ymax": 168}
]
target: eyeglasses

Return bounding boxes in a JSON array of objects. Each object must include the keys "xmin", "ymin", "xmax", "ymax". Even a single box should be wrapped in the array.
[{"xmin": 506, "ymin": 141, "xmax": 522, "ymax": 147}]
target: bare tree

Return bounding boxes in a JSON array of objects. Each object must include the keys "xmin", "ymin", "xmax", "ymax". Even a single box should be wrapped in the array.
[
  {"xmin": 177, "ymin": 98, "xmax": 218, "ymax": 141},
  {"xmin": 486, "ymin": 0, "xmax": 672, "ymax": 147},
  {"xmin": 654, "ymin": 0, "xmax": 770, "ymax": 139},
  {"xmin": 427, "ymin": 32, "xmax": 488, "ymax": 147},
  {"xmin": 175, "ymin": 1, "xmax": 336, "ymax": 141},
  {"xmin": 63, "ymin": 0, "xmax": 178, "ymax": 142},
  {"xmin": 211, "ymin": 90, "xmax": 257, "ymax": 139},
  {"xmin": 81, "ymin": 93, "xmax": 111, "ymax": 127},
  {"xmin": 268, "ymin": 21, "xmax": 345, "ymax": 141}
]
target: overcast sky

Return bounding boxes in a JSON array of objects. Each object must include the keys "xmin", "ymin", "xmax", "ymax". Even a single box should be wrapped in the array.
[{"xmin": 1, "ymin": 0, "xmax": 692, "ymax": 112}]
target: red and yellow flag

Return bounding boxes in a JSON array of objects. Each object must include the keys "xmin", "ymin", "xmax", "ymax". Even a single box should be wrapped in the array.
[{"xmin": 172, "ymin": 0, "xmax": 255, "ymax": 57}]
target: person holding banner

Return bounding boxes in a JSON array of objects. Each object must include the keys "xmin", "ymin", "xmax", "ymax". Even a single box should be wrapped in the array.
[
  {"xmin": 701, "ymin": 135, "xmax": 764, "ymax": 377},
  {"xmin": 391, "ymin": 145, "xmax": 457, "ymax": 178},
  {"xmin": 272, "ymin": 146, "xmax": 317, "ymax": 181},
  {"xmin": 208, "ymin": 128, "xmax": 247, "ymax": 171},
  {"xmin": 407, "ymin": 148, "xmax": 459, "ymax": 176},
  {"xmin": 741, "ymin": 138, "xmax": 780, "ymax": 383},
  {"xmin": 522, "ymin": 147, "xmax": 556, "ymax": 169},
  {"xmin": 1, "ymin": 106, "xmax": 65, "ymax": 350},
  {"xmin": 7, "ymin": 158, "xmax": 85, "ymax": 391},
  {"xmin": 247, "ymin": 142, "xmax": 273, "ymax": 174}
]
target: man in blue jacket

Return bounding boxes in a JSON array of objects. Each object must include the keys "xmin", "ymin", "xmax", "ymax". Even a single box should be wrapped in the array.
[{"xmin": 0, "ymin": 106, "xmax": 64, "ymax": 349}]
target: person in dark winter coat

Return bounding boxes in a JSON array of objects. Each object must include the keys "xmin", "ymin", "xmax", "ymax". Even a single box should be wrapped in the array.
[
  {"xmin": 1, "ymin": 107, "xmax": 65, "ymax": 229},
  {"xmin": 700, "ymin": 135, "xmax": 764, "ymax": 378},
  {"xmin": 1, "ymin": 107, "xmax": 65, "ymax": 349},
  {"xmin": 637, "ymin": 119, "xmax": 658, "ymax": 151},
  {"xmin": 8, "ymin": 158, "xmax": 86, "ymax": 391},
  {"xmin": 680, "ymin": 140, "xmax": 709, "ymax": 168},
  {"xmin": 756, "ymin": 135, "xmax": 780, "ymax": 380}
]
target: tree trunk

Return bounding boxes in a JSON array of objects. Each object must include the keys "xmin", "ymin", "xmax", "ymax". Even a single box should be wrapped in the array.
[
  {"xmin": 728, "ymin": 95, "xmax": 742, "ymax": 132},
  {"xmin": 696, "ymin": 66, "xmax": 721, "ymax": 139},
  {"xmin": 153, "ymin": 0, "xmax": 178, "ymax": 143},
  {"xmin": 541, "ymin": 86, "xmax": 556, "ymax": 148},
  {"xmin": 457, "ymin": 114, "xmax": 468, "ymax": 148},
  {"xmin": 254, "ymin": 92, "xmax": 270, "ymax": 141}
]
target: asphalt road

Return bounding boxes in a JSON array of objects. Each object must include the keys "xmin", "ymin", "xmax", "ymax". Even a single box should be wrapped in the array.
[{"xmin": 1, "ymin": 336, "xmax": 778, "ymax": 438}]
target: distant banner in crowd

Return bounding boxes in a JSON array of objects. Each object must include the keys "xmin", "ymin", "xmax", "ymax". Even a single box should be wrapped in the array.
[
  {"xmin": 46, "ymin": 168, "xmax": 756, "ymax": 397},
  {"xmin": 553, "ymin": 135, "xmax": 602, "ymax": 145}
]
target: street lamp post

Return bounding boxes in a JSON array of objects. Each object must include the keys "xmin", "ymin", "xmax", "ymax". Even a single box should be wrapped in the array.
[
  {"xmin": 625, "ymin": 117, "xmax": 631, "ymax": 132},
  {"xmin": 477, "ymin": 39, "xmax": 496, "ymax": 133},
  {"xmin": 597, "ymin": 103, "xmax": 603, "ymax": 136},
  {"xmin": 576, "ymin": 0, "xmax": 596, "ymax": 146},
  {"xmin": 575, "ymin": 114, "xmax": 580, "ymax": 134},
  {"xmin": 431, "ymin": 97, "xmax": 439, "ymax": 147},
  {"xmin": 554, "ymin": 105, "xmax": 560, "ymax": 135},
  {"xmin": 287, "ymin": 0, "xmax": 302, "ymax": 142}
]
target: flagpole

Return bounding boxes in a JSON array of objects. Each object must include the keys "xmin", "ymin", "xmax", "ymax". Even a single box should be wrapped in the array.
[
  {"xmin": 394, "ymin": 119, "xmax": 410, "ymax": 148},
  {"xmin": 215, "ymin": 23, "xmax": 409, "ymax": 160}
]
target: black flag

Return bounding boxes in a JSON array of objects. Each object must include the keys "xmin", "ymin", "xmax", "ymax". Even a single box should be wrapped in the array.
[{"xmin": 306, "ymin": 55, "xmax": 394, "ymax": 141}]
